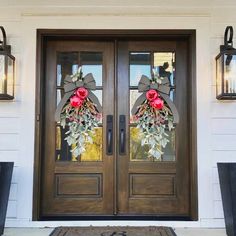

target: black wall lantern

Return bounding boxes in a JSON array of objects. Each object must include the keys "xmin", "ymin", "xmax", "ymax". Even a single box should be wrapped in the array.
[
  {"xmin": 0, "ymin": 26, "xmax": 15, "ymax": 100},
  {"xmin": 216, "ymin": 26, "xmax": 236, "ymax": 100}
]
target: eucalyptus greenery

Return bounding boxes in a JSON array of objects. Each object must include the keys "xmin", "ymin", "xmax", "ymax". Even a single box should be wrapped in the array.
[
  {"xmin": 134, "ymin": 100, "xmax": 174, "ymax": 160},
  {"xmin": 60, "ymin": 99, "xmax": 100, "ymax": 158}
]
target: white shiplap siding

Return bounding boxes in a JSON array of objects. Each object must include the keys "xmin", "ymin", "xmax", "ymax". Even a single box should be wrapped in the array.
[
  {"xmin": 0, "ymin": 0, "xmax": 235, "ymax": 228},
  {"xmin": 210, "ymin": 15, "xmax": 236, "ymax": 222}
]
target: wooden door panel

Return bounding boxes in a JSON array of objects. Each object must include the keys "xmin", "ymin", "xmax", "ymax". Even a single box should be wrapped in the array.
[
  {"xmin": 117, "ymin": 40, "xmax": 190, "ymax": 216},
  {"xmin": 41, "ymin": 41, "xmax": 114, "ymax": 217},
  {"xmin": 129, "ymin": 174, "xmax": 175, "ymax": 196},
  {"xmin": 55, "ymin": 174, "xmax": 102, "ymax": 197}
]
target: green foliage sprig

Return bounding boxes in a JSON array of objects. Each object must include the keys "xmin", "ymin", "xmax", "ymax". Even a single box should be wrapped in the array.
[
  {"xmin": 60, "ymin": 99, "xmax": 101, "ymax": 158},
  {"xmin": 133, "ymin": 101, "xmax": 174, "ymax": 159}
]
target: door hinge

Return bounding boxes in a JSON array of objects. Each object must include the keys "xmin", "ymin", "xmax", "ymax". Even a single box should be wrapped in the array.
[{"xmin": 36, "ymin": 114, "xmax": 40, "ymax": 121}]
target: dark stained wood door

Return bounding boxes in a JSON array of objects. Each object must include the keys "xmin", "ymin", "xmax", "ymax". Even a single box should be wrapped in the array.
[
  {"xmin": 117, "ymin": 41, "xmax": 190, "ymax": 216},
  {"xmin": 40, "ymin": 38, "xmax": 191, "ymax": 219},
  {"xmin": 41, "ymin": 41, "xmax": 115, "ymax": 216}
]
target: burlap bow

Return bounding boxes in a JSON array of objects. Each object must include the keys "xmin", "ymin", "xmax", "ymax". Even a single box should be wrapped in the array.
[
  {"xmin": 55, "ymin": 73, "xmax": 102, "ymax": 122},
  {"xmin": 131, "ymin": 75, "xmax": 179, "ymax": 124}
]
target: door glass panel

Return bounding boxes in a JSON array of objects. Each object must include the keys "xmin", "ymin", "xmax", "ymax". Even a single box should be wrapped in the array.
[
  {"xmin": 56, "ymin": 89, "xmax": 64, "ymax": 106},
  {"xmin": 81, "ymin": 52, "xmax": 103, "ymax": 87},
  {"xmin": 56, "ymin": 52, "xmax": 103, "ymax": 162},
  {"xmin": 130, "ymin": 90, "xmax": 140, "ymax": 121},
  {"xmin": 155, "ymin": 130, "xmax": 175, "ymax": 161},
  {"xmin": 129, "ymin": 51, "xmax": 176, "ymax": 162},
  {"xmin": 81, "ymin": 127, "xmax": 103, "ymax": 161},
  {"xmin": 130, "ymin": 52, "xmax": 151, "ymax": 86},
  {"xmin": 57, "ymin": 52, "xmax": 78, "ymax": 87},
  {"xmin": 130, "ymin": 127, "xmax": 176, "ymax": 162},
  {"xmin": 130, "ymin": 127, "xmax": 153, "ymax": 161},
  {"xmin": 93, "ymin": 90, "xmax": 103, "ymax": 106},
  {"xmin": 154, "ymin": 52, "xmax": 175, "ymax": 101},
  {"xmin": 55, "ymin": 125, "xmax": 61, "ymax": 161}
]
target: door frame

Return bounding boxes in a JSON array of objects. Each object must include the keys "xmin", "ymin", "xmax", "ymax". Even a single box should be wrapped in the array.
[{"xmin": 33, "ymin": 29, "xmax": 197, "ymax": 221}]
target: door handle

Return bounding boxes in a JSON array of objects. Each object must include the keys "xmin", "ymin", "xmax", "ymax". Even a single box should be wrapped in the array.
[
  {"xmin": 119, "ymin": 115, "xmax": 126, "ymax": 155},
  {"xmin": 106, "ymin": 115, "xmax": 113, "ymax": 155}
]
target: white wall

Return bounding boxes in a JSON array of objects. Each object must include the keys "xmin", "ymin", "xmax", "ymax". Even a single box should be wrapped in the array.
[{"xmin": 0, "ymin": 0, "xmax": 236, "ymax": 228}]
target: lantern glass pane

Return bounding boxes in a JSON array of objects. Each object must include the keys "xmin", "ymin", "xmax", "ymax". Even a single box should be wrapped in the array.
[
  {"xmin": 7, "ymin": 55, "xmax": 14, "ymax": 97},
  {"xmin": 216, "ymin": 55, "xmax": 223, "ymax": 97},
  {"xmin": 0, "ymin": 55, "xmax": 6, "ymax": 94},
  {"xmin": 224, "ymin": 54, "xmax": 236, "ymax": 94}
]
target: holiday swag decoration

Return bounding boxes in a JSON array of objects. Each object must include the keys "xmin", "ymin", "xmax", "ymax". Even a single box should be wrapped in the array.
[
  {"xmin": 55, "ymin": 67, "xmax": 102, "ymax": 158},
  {"xmin": 131, "ymin": 69, "xmax": 179, "ymax": 159}
]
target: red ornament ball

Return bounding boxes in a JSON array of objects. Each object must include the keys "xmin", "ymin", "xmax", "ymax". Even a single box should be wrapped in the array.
[
  {"xmin": 76, "ymin": 87, "xmax": 88, "ymax": 100},
  {"xmin": 70, "ymin": 96, "xmax": 83, "ymax": 108},
  {"xmin": 150, "ymin": 98, "xmax": 164, "ymax": 110},
  {"xmin": 146, "ymin": 89, "xmax": 158, "ymax": 101}
]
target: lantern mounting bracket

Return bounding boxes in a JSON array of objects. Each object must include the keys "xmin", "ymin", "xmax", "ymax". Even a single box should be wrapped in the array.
[
  {"xmin": 0, "ymin": 26, "xmax": 11, "ymax": 54},
  {"xmin": 220, "ymin": 26, "xmax": 236, "ymax": 66},
  {"xmin": 220, "ymin": 26, "xmax": 236, "ymax": 52}
]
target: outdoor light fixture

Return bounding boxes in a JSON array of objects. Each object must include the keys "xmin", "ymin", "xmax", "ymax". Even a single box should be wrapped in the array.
[
  {"xmin": 0, "ymin": 26, "xmax": 15, "ymax": 100},
  {"xmin": 216, "ymin": 26, "xmax": 236, "ymax": 100}
]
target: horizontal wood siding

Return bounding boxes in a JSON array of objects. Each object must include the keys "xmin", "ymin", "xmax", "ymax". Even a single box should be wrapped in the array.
[{"xmin": 0, "ymin": 0, "xmax": 235, "ymax": 227}]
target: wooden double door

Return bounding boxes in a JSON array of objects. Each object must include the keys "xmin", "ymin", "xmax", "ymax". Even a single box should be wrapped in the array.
[{"xmin": 39, "ymin": 38, "xmax": 192, "ymax": 219}]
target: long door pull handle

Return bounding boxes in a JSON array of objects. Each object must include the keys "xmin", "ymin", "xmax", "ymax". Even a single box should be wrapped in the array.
[
  {"xmin": 119, "ymin": 115, "xmax": 126, "ymax": 155},
  {"xmin": 106, "ymin": 115, "xmax": 113, "ymax": 155}
]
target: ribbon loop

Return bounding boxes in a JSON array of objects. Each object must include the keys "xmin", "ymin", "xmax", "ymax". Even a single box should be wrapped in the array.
[
  {"xmin": 138, "ymin": 75, "xmax": 152, "ymax": 92},
  {"xmin": 65, "ymin": 75, "xmax": 72, "ymax": 83},
  {"xmin": 55, "ymin": 73, "xmax": 101, "ymax": 122},
  {"xmin": 64, "ymin": 83, "xmax": 77, "ymax": 93},
  {"xmin": 158, "ymin": 85, "xmax": 170, "ymax": 95},
  {"xmin": 162, "ymin": 77, "xmax": 169, "ymax": 84},
  {"xmin": 83, "ymin": 73, "xmax": 96, "ymax": 90}
]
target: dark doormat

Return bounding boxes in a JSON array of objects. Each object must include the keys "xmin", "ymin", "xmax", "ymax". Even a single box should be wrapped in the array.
[{"xmin": 49, "ymin": 226, "xmax": 176, "ymax": 236}]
